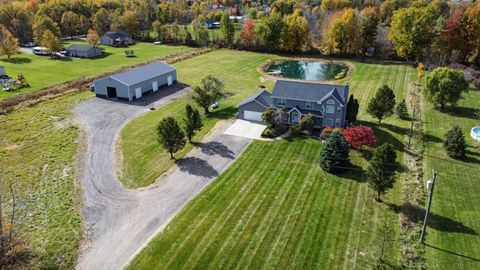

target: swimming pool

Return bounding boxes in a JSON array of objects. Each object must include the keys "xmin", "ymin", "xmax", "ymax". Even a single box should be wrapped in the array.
[{"xmin": 471, "ymin": 126, "xmax": 480, "ymax": 141}]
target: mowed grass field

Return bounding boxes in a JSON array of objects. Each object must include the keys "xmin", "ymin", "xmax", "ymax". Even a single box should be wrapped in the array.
[
  {"xmin": 423, "ymin": 89, "xmax": 480, "ymax": 269},
  {"xmin": 0, "ymin": 42, "xmax": 196, "ymax": 100},
  {"xmin": 127, "ymin": 59, "xmax": 418, "ymax": 269},
  {"xmin": 119, "ymin": 50, "xmax": 275, "ymax": 188},
  {"xmin": 0, "ymin": 91, "xmax": 92, "ymax": 269}
]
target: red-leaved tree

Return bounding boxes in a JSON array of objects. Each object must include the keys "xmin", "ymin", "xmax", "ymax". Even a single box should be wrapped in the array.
[
  {"xmin": 240, "ymin": 18, "xmax": 256, "ymax": 48},
  {"xmin": 343, "ymin": 125, "xmax": 377, "ymax": 149}
]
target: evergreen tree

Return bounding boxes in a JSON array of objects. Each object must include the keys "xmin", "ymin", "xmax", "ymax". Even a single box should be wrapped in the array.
[
  {"xmin": 300, "ymin": 113, "xmax": 316, "ymax": 135},
  {"xmin": 366, "ymin": 143, "xmax": 397, "ymax": 202},
  {"xmin": 395, "ymin": 99, "xmax": 409, "ymax": 119},
  {"xmin": 443, "ymin": 125, "xmax": 466, "ymax": 159},
  {"xmin": 183, "ymin": 104, "xmax": 203, "ymax": 143},
  {"xmin": 346, "ymin": 95, "xmax": 359, "ymax": 124},
  {"xmin": 157, "ymin": 117, "xmax": 186, "ymax": 159},
  {"xmin": 367, "ymin": 85, "xmax": 396, "ymax": 123},
  {"xmin": 320, "ymin": 131, "xmax": 350, "ymax": 173}
]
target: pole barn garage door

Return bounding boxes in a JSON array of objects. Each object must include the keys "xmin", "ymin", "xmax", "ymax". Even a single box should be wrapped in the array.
[{"xmin": 244, "ymin": 111, "xmax": 263, "ymax": 121}]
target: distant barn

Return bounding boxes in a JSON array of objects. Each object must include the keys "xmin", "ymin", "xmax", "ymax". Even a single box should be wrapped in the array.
[
  {"xmin": 93, "ymin": 61, "xmax": 177, "ymax": 101},
  {"xmin": 66, "ymin": 44, "xmax": 103, "ymax": 58}
]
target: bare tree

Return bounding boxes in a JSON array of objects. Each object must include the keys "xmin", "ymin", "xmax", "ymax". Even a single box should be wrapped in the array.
[{"xmin": 0, "ymin": 185, "xmax": 32, "ymax": 269}]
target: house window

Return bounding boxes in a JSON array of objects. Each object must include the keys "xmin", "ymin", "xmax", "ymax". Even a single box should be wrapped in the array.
[
  {"xmin": 335, "ymin": 119, "xmax": 341, "ymax": 126},
  {"xmin": 325, "ymin": 118, "xmax": 334, "ymax": 126},
  {"xmin": 278, "ymin": 98, "xmax": 286, "ymax": 107},
  {"xmin": 326, "ymin": 105, "xmax": 335, "ymax": 114},
  {"xmin": 306, "ymin": 101, "xmax": 313, "ymax": 109},
  {"xmin": 327, "ymin": 99, "xmax": 335, "ymax": 105}
]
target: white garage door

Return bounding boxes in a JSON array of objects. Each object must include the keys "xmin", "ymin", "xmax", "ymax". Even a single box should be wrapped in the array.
[
  {"xmin": 152, "ymin": 81, "xmax": 158, "ymax": 91},
  {"xmin": 135, "ymin": 87, "xmax": 142, "ymax": 99},
  {"xmin": 244, "ymin": 111, "xmax": 263, "ymax": 122},
  {"xmin": 167, "ymin": 76, "xmax": 173, "ymax": 86}
]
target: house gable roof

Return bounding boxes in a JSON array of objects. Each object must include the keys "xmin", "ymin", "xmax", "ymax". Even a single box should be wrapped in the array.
[
  {"xmin": 237, "ymin": 90, "xmax": 271, "ymax": 108},
  {"xmin": 103, "ymin": 31, "xmax": 132, "ymax": 40},
  {"xmin": 271, "ymin": 80, "xmax": 348, "ymax": 105},
  {"xmin": 318, "ymin": 88, "xmax": 345, "ymax": 106},
  {"xmin": 109, "ymin": 61, "xmax": 176, "ymax": 86}
]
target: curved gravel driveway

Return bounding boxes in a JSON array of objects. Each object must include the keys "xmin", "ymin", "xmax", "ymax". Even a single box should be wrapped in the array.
[{"xmin": 74, "ymin": 86, "xmax": 251, "ymax": 270}]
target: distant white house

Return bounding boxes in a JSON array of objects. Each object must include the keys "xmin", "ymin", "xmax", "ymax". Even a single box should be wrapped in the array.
[
  {"xmin": 0, "ymin": 66, "xmax": 5, "ymax": 76},
  {"xmin": 229, "ymin": 15, "xmax": 245, "ymax": 23}
]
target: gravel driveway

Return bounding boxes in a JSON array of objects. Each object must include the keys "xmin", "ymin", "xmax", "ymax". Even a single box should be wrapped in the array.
[{"xmin": 74, "ymin": 85, "xmax": 251, "ymax": 270}]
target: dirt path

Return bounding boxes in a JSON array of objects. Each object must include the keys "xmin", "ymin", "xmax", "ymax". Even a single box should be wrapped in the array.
[{"xmin": 74, "ymin": 86, "xmax": 251, "ymax": 270}]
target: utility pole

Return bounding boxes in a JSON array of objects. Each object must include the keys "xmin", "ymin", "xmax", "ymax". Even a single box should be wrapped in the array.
[
  {"xmin": 420, "ymin": 169, "xmax": 438, "ymax": 243},
  {"xmin": 407, "ymin": 108, "xmax": 416, "ymax": 149}
]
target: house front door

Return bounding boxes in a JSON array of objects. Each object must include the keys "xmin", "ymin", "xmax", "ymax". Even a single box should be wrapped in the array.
[{"xmin": 291, "ymin": 112, "xmax": 300, "ymax": 124}]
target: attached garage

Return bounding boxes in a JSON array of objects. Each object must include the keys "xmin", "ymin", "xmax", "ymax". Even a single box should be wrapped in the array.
[
  {"xmin": 243, "ymin": 111, "xmax": 263, "ymax": 121},
  {"xmin": 237, "ymin": 90, "xmax": 272, "ymax": 122},
  {"xmin": 93, "ymin": 61, "xmax": 177, "ymax": 101}
]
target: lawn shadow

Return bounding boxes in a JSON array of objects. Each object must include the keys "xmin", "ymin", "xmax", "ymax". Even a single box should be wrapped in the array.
[
  {"xmin": 424, "ymin": 243, "xmax": 480, "ymax": 263},
  {"xmin": 425, "ymin": 152, "xmax": 480, "ymax": 167},
  {"xmin": 387, "ymin": 202, "xmax": 477, "ymax": 235},
  {"xmin": 89, "ymin": 51, "xmax": 113, "ymax": 59},
  {"xmin": 441, "ymin": 106, "xmax": 479, "ymax": 120},
  {"xmin": 176, "ymin": 156, "xmax": 218, "ymax": 178},
  {"xmin": 422, "ymin": 132, "xmax": 443, "ymax": 144},
  {"xmin": 194, "ymin": 141, "xmax": 235, "ymax": 159},
  {"xmin": 335, "ymin": 163, "xmax": 366, "ymax": 183},
  {"xmin": 209, "ymin": 105, "xmax": 237, "ymax": 120},
  {"xmin": 357, "ymin": 121, "xmax": 405, "ymax": 152},
  {"xmin": 0, "ymin": 57, "xmax": 32, "ymax": 64}
]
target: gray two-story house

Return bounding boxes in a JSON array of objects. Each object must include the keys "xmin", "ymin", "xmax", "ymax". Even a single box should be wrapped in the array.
[{"xmin": 237, "ymin": 80, "xmax": 349, "ymax": 128}]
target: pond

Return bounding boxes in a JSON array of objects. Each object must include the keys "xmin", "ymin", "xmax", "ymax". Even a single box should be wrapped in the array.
[{"xmin": 266, "ymin": 60, "xmax": 347, "ymax": 81}]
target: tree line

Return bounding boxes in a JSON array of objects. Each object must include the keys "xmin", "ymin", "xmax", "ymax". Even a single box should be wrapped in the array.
[{"xmin": 0, "ymin": 0, "xmax": 479, "ymax": 66}]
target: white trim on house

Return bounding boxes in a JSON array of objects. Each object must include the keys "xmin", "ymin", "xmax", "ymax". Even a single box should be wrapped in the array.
[
  {"xmin": 288, "ymin": 107, "xmax": 302, "ymax": 114},
  {"xmin": 318, "ymin": 92, "xmax": 345, "ymax": 107}
]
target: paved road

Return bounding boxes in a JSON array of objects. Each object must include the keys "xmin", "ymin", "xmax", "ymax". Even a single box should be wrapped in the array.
[{"xmin": 74, "ymin": 86, "xmax": 251, "ymax": 270}]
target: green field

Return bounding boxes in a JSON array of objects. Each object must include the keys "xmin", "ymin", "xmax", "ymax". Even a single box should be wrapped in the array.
[
  {"xmin": 119, "ymin": 50, "xmax": 275, "ymax": 188},
  {"xmin": 0, "ymin": 91, "xmax": 92, "ymax": 269},
  {"xmin": 423, "ymin": 89, "xmax": 480, "ymax": 269},
  {"xmin": 0, "ymin": 42, "xmax": 196, "ymax": 100},
  {"xmin": 127, "ymin": 58, "xmax": 418, "ymax": 269}
]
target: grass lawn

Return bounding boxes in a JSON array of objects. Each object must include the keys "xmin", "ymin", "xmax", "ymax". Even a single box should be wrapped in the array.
[
  {"xmin": 0, "ymin": 91, "xmax": 92, "ymax": 269},
  {"xmin": 423, "ymin": 89, "xmax": 480, "ymax": 269},
  {"xmin": 119, "ymin": 49, "xmax": 275, "ymax": 188},
  {"xmin": 126, "ymin": 58, "xmax": 418, "ymax": 269},
  {"xmin": 0, "ymin": 42, "xmax": 196, "ymax": 100}
]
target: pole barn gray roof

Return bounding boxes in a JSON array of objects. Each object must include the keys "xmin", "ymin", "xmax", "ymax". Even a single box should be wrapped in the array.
[{"xmin": 110, "ymin": 61, "xmax": 176, "ymax": 86}]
